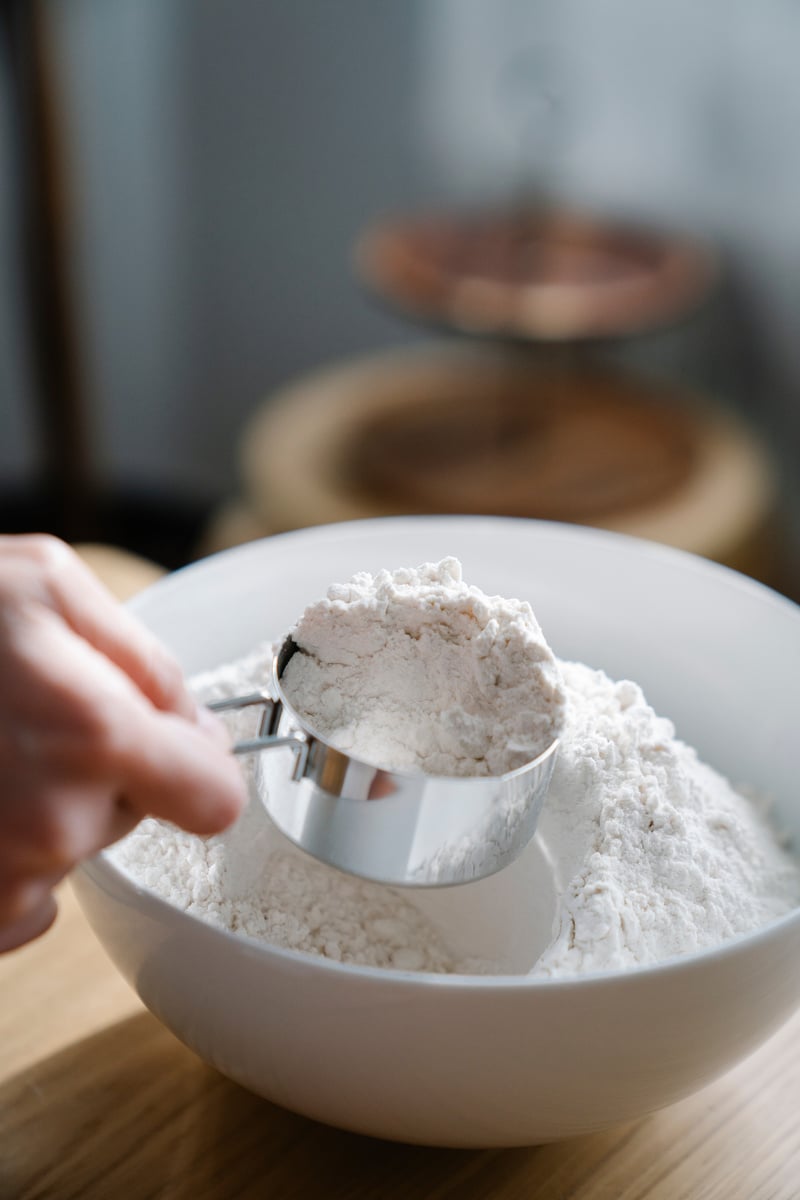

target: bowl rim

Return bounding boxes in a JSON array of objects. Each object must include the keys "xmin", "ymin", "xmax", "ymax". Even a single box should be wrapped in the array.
[
  {"xmin": 76, "ymin": 513, "xmax": 800, "ymax": 992},
  {"xmin": 128, "ymin": 513, "xmax": 800, "ymax": 628}
]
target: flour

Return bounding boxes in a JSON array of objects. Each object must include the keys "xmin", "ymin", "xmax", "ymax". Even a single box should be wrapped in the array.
[
  {"xmin": 118, "ymin": 808, "xmax": 465, "ymax": 972},
  {"xmin": 281, "ymin": 557, "xmax": 565, "ymax": 775},
  {"xmin": 534, "ymin": 663, "xmax": 800, "ymax": 975},
  {"xmin": 109, "ymin": 561, "xmax": 800, "ymax": 977}
]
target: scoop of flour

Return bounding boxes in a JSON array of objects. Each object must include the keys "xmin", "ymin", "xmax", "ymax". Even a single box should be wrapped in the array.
[{"xmin": 280, "ymin": 557, "xmax": 566, "ymax": 776}]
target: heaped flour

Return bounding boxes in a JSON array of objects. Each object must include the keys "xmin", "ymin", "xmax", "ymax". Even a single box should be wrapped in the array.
[
  {"xmin": 110, "ymin": 560, "xmax": 800, "ymax": 977},
  {"xmin": 281, "ymin": 557, "xmax": 565, "ymax": 775}
]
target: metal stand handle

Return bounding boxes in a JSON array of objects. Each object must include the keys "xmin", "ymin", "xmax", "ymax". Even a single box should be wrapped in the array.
[{"xmin": 209, "ymin": 692, "xmax": 309, "ymax": 781}]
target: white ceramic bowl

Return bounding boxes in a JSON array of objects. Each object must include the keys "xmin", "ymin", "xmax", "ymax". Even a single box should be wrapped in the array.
[{"xmin": 73, "ymin": 517, "xmax": 800, "ymax": 1147}]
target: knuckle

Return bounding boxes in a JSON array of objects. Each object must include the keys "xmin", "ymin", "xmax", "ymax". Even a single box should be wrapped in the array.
[
  {"xmin": 82, "ymin": 705, "xmax": 126, "ymax": 767},
  {"xmin": 143, "ymin": 641, "xmax": 191, "ymax": 714},
  {"xmin": 18, "ymin": 535, "xmax": 78, "ymax": 608},
  {"xmin": 19, "ymin": 533, "xmax": 73, "ymax": 572},
  {"xmin": 157, "ymin": 652, "xmax": 187, "ymax": 706}
]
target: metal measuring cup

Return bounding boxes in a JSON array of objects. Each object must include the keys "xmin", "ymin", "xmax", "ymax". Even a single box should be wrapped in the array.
[{"xmin": 209, "ymin": 638, "xmax": 559, "ymax": 887}]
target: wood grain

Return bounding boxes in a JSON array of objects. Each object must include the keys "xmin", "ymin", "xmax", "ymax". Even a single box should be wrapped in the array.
[{"xmin": 1, "ymin": 886, "xmax": 799, "ymax": 1200}]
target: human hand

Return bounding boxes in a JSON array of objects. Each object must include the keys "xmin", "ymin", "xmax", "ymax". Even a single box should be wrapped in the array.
[{"xmin": 0, "ymin": 535, "xmax": 247, "ymax": 952}]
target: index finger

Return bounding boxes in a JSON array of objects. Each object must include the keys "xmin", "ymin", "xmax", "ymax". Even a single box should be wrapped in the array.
[
  {"xmin": 16, "ymin": 535, "xmax": 199, "ymax": 722},
  {"xmin": 114, "ymin": 707, "xmax": 249, "ymax": 834}
]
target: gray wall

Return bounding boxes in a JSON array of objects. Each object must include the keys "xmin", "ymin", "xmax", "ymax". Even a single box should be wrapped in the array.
[{"xmin": 1, "ymin": 1, "xmax": 798, "ymax": 503}]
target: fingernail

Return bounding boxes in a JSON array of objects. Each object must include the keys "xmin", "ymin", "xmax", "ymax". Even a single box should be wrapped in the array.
[{"xmin": 196, "ymin": 706, "xmax": 232, "ymax": 748}]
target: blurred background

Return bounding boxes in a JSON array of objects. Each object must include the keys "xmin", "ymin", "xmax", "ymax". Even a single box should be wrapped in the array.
[{"xmin": 0, "ymin": 0, "xmax": 798, "ymax": 596}]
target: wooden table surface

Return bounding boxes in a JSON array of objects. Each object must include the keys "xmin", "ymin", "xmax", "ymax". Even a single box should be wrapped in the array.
[{"xmin": 1, "ymin": 885, "xmax": 799, "ymax": 1200}]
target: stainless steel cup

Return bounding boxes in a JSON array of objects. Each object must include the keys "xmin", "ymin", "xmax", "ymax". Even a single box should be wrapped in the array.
[{"xmin": 210, "ymin": 638, "xmax": 558, "ymax": 887}]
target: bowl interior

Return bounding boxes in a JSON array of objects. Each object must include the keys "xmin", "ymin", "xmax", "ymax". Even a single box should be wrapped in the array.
[{"xmin": 130, "ymin": 517, "xmax": 800, "ymax": 850}]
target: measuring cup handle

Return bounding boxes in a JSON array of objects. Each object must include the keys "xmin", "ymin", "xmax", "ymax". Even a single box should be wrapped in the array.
[{"xmin": 207, "ymin": 692, "xmax": 309, "ymax": 781}]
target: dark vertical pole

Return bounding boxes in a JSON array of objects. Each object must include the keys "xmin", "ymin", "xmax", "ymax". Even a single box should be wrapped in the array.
[{"xmin": 0, "ymin": 0, "xmax": 95, "ymax": 540}]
